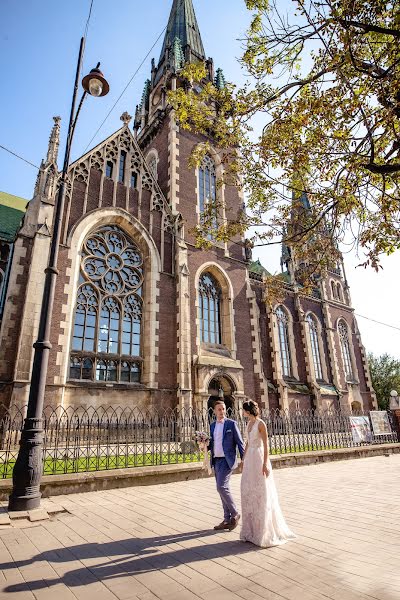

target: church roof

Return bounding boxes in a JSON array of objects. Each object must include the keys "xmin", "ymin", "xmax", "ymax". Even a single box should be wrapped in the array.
[
  {"xmin": 249, "ymin": 259, "xmax": 271, "ymax": 277},
  {"xmin": 0, "ymin": 191, "xmax": 28, "ymax": 242},
  {"xmin": 159, "ymin": 0, "xmax": 206, "ymax": 65}
]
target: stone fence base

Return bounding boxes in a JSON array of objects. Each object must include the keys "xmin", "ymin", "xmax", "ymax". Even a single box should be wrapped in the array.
[{"xmin": 0, "ymin": 443, "xmax": 399, "ymax": 501}]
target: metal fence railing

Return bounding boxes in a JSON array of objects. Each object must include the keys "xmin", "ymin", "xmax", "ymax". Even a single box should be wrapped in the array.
[{"xmin": 0, "ymin": 405, "xmax": 397, "ymax": 479}]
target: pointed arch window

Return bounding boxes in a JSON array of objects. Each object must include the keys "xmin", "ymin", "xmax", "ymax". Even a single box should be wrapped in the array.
[
  {"xmin": 199, "ymin": 272, "xmax": 222, "ymax": 345},
  {"xmin": 148, "ymin": 155, "xmax": 157, "ymax": 179},
  {"xmin": 307, "ymin": 314, "xmax": 323, "ymax": 381},
  {"xmin": 199, "ymin": 155, "xmax": 217, "ymax": 230},
  {"xmin": 119, "ymin": 151, "xmax": 127, "ymax": 183},
  {"xmin": 276, "ymin": 306, "xmax": 292, "ymax": 378},
  {"xmin": 338, "ymin": 320, "xmax": 353, "ymax": 380},
  {"xmin": 69, "ymin": 226, "xmax": 143, "ymax": 383}
]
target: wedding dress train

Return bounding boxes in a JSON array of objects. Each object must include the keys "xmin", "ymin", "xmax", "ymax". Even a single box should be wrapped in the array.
[{"xmin": 240, "ymin": 422, "xmax": 296, "ymax": 548}]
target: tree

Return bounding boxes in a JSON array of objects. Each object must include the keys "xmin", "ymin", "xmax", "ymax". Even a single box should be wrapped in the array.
[
  {"xmin": 168, "ymin": 0, "xmax": 400, "ymax": 277},
  {"xmin": 368, "ymin": 353, "xmax": 400, "ymax": 409}
]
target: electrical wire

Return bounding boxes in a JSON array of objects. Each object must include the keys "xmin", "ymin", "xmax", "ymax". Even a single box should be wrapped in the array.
[
  {"xmin": 355, "ymin": 314, "xmax": 400, "ymax": 332},
  {"xmin": 84, "ymin": 0, "xmax": 94, "ymax": 39},
  {"xmin": 0, "ymin": 144, "xmax": 42, "ymax": 172},
  {"xmin": 83, "ymin": 25, "xmax": 167, "ymax": 153}
]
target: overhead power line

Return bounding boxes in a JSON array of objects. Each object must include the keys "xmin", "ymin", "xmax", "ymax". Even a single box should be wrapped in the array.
[
  {"xmin": 84, "ymin": 0, "xmax": 94, "ymax": 39},
  {"xmin": 0, "ymin": 144, "xmax": 42, "ymax": 171},
  {"xmin": 355, "ymin": 313, "xmax": 400, "ymax": 332},
  {"xmin": 83, "ymin": 25, "xmax": 167, "ymax": 153}
]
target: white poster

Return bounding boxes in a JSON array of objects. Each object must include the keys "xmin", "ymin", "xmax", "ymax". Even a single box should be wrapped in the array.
[{"xmin": 349, "ymin": 416, "xmax": 372, "ymax": 443}]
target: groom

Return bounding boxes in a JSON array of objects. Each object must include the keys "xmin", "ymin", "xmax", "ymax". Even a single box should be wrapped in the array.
[{"xmin": 209, "ymin": 400, "xmax": 245, "ymax": 531}]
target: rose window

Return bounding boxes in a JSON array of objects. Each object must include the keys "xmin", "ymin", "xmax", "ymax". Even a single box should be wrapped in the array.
[{"xmin": 70, "ymin": 226, "xmax": 143, "ymax": 383}]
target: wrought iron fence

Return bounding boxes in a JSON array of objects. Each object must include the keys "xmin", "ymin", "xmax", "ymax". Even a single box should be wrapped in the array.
[{"xmin": 0, "ymin": 404, "xmax": 397, "ymax": 479}]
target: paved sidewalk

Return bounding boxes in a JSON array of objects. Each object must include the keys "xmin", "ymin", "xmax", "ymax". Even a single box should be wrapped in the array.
[{"xmin": 0, "ymin": 455, "xmax": 399, "ymax": 600}]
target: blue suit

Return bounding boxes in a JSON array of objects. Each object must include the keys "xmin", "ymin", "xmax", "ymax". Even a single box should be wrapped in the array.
[{"xmin": 209, "ymin": 419, "xmax": 245, "ymax": 522}]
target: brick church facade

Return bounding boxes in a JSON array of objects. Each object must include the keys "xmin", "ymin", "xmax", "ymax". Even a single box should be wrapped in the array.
[{"xmin": 0, "ymin": 0, "xmax": 377, "ymax": 413}]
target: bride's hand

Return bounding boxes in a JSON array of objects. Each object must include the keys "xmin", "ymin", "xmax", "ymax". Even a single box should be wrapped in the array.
[{"xmin": 262, "ymin": 464, "xmax": 270, "ymax": 477}]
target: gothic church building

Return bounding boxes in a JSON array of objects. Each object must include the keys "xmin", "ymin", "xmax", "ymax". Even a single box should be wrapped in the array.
[{"xmin": 0, "ymin": 0, "xmax": 377, "ymax": 413}]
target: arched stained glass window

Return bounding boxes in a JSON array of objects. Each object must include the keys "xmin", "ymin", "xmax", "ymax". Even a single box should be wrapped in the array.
[
  {"xmin": 199, "ymin": 155, "xmax": 217, "ymax": 231},
  {"xmin": 276, "ymin": 306, "xmax": 292, "ymax": 378},
  {"xmin": 69, "ymin": 226, "xmax": 143, "ymax": 383},
  {"xmin": 338, "ymin": 320, "xmax": 353, "ymax": 380},
  {"xmin": 199, "ymin": 272, "xmax": 222, "ymax": 345},
  {"xmin": 307, "ymin": 314, "xmax": 323, "ymax": 381}
]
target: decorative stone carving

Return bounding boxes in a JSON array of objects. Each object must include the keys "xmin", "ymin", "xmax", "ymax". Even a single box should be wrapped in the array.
[
  {"xmin": 120, "ymin": 111, "xmax": 132, "ymax": 125},
  {"xmin": 141, "ymin": 172, "xmax": 154, "ymax": 192},
  {"xmin": 152, "ymin": 193, "xmax": 164, "ymax": 212},
  {"xmin": 105, "ymin": 140, "xmax": 118, "ymax": 162},
  {"xmin": 90, "ymin": 150, "xmax": 104, "ymax": 170},
  {"xmin": 131, "ymin": 151, "xmax": 142, "ymax": 172},
  {"xmin": 119, "ymin": 130, "xmax": 132, "ymax": 152},
  {"xmin": 163, "ymin": 214, "xmax": 175, "ymax": 233},
  {"xmin": 74, "ymin": 162, "xmax": 89, "ymax": 183}
]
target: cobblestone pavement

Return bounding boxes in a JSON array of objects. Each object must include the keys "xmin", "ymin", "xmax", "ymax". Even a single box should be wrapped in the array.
[{"xmin": 0, "ymin": 454, "xmax": 399, "ymax": 600}]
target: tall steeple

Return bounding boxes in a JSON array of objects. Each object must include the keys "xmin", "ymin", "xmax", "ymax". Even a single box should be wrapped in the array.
[
  {"xmin": 159, "ymin": 0, "xmax": 205, "ymax": 67},
  {"xmin": 135, "ymin": 0, "xmax": 216, "ymax": 141}
]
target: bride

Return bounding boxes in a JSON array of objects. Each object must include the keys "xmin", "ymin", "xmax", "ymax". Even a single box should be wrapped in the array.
[{"xmin": 240, "ymin": 400, "xmax": 296, "ymax": 548}]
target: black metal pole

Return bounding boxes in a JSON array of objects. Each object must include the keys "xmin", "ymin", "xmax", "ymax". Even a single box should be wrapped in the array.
[{"xmin": 9, "ymin": 37, "xmax": 86, "ymax": 511}]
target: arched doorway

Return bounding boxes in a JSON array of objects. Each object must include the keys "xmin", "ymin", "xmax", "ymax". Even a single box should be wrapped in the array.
[{"xmin": 207, "ymin": 376, "xmax": 235, "ymax": 415}]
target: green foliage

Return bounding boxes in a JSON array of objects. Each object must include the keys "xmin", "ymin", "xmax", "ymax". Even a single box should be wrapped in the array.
[
  {"xmin": 169, "ymin": 0, "xmax": 400, "ymax": 277},
  {"xmin": 368, "ymin": 353, "xmax": 400, "ymax": 409}
]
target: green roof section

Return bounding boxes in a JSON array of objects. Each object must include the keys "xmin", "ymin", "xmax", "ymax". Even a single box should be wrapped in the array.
[
  {"xmin": 159, "ymin": 0, "xmax": 206, "ymax": 64},
  {"xmin": 0, "ymin": 191, "xmax": 28, "ymax": 242},
  {"xmin": 249, "ymin": 259, "xmax": 271, "ymax": 277}
]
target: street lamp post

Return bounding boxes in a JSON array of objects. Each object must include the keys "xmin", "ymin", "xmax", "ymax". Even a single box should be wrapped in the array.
[{"xmin": 8, "ymin": 37, "xmax": 109, "ymax": 511}]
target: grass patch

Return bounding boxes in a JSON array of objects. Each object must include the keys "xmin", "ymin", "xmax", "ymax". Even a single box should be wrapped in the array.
[{"xmin": 0, "ymin": 444, "xmax": 341, "ymax": 479}]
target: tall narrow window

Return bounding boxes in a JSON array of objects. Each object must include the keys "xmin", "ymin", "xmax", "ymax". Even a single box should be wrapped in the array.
[
  {"xmin": 106, "ymin": 161, "xmax": 113, "ymax": 178},
  {"xmin": 199, "ymin": 272, "xmax": 222, "ymax": 345},
  {"xmin": 276, "ymin": 306, "xmax": 292, "ymax": 378},
  {"xmin": 119, "ymin": 151, "xmax": 127, "ymax": 183},
  {"xmin": 307, "ymin": 314, "xmax": 323, "ymax": 380},
  {"xmin": 148, "ymin": 155, "xmax": 157, "ymax": 179},
  {"xmin": 69, "ymin": 226, "xmax": 143, "ymax": 383},
  {"xmin": 338, "ymin": 320, "xmax": 353, "ymax": 380},
  {"xmin": 199, "ymin": 155, "xmax": 217, "ymax": 230},
  {"xmin": 131, "ymin": 172, "xmax": 138, "ymax": 189}
]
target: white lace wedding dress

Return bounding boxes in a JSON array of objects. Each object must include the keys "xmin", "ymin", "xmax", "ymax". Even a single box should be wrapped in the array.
[{"xmin": 240, "ymin": 421, "xmax": 296, "ymax": 548}]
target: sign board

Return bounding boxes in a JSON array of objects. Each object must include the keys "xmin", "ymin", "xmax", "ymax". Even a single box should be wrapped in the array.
[
  {"xmin": 369, "ymin": 411, "xmax": 392, "ymax": 436},
  {"xmin": 349, "ymin": 416, "xmax": 372, "ymax": 444}
]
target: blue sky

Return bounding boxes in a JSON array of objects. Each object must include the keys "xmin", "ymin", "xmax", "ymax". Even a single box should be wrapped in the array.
[{"xmin": 1, "ymin": 0, "xmax": 399, "ymax": 361}]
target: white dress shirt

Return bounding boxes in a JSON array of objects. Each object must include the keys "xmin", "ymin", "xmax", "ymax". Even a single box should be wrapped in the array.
[{"xmin": 213, "ymin": 420, "xmax": 225, "ymax": 457}]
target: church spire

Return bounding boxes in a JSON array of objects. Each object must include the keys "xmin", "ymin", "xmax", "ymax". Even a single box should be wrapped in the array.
[
  {"xmin": 45, "ymin": 116, "xmax": 61, "ymax": 166},
  {"xmin": 159, "ymin": 0, "xmax": 206, "ymax": 67}
]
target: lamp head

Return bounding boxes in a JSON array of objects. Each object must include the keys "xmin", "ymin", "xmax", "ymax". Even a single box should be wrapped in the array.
[{"xmin": 82, "ymin": 66, "xmax": 110, "ymax": 97}]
